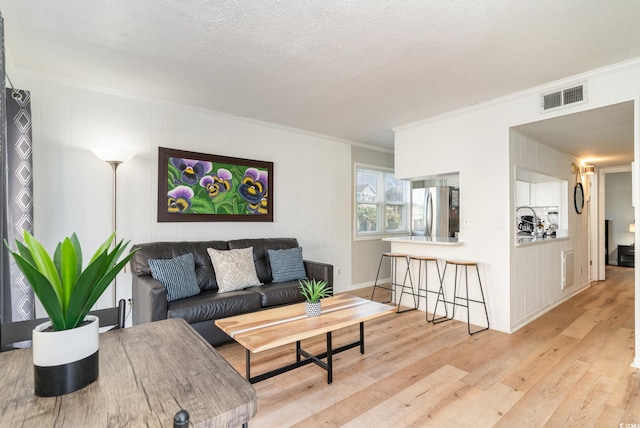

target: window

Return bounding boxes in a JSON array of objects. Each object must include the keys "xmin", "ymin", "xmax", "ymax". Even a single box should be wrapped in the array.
[{"xmin": 355, "ymin": 165, "xmax": 410, "ymax": 237}]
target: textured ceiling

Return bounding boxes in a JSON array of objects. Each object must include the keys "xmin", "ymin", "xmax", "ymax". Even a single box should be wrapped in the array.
[{"xmin": 2, "ymin": 0, "xmax": 640, "ymax": 150}]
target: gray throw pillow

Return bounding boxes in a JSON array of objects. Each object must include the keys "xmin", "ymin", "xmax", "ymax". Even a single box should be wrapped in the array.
[
  {"xmin": 267, "ymin": 247, "xmax": 308, "ymax": 283},
  {"xmin": 148, "ymin": 253, "xmax": 201, "ymax": 302}
]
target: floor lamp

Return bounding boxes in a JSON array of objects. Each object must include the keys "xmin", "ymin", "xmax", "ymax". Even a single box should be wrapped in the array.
[{"xmin": 92, "ymin": 148, "xmax": 135, "ymax": 306}]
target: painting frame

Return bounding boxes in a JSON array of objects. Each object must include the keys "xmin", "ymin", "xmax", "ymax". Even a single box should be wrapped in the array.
[{"xmin": 157, "ymin": 147, "xmax": 274, "ymax": 222}]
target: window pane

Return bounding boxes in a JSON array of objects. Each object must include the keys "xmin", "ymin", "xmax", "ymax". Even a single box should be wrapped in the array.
[
  {"xmin": 356, "ymin": 170, "xmax": 380, "ymax": 202},
  {"xmin": 357, "ymin": 204, "xmax": 379, "ymax": 232},
  {"xmin": 385, "ymin": 174, "xmax": 406, "ymax": 203},
  {"xmin": 386, "ymin": 205, "xmax": 407, "ymax": 232}
]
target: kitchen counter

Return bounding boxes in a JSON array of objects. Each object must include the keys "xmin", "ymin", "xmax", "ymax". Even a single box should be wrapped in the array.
[
  {"xmin": 515, "ymin": 230, "xmax": 569, "ymax": 246},
  {"xmin": 383, "ymin": 236, "xmax": 463, "ymax": 246}
]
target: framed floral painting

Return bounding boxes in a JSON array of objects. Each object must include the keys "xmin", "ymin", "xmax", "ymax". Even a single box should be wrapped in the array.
[{"xmin": 157, "ymin": 147, "xmax": 273, "ymax": 222}]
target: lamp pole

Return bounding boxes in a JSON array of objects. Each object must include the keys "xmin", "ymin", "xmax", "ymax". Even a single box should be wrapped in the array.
[
  {"xmin": 92, "ymin": 147, "xmax": 135, "ymax": 307},
  {"xmin": 108, "ymin": 160, "xmax": 122, "ymax": 305}
]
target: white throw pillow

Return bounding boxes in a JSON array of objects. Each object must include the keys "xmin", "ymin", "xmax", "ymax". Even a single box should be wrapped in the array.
[{"xmin": 207, "ymin": 247, "xmax": 262, "ymax": 293}]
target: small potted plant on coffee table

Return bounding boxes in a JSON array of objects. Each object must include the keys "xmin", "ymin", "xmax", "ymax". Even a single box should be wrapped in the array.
[{"xmin": 299, "ymin": 278, "xmax": 332, "ymax": 317}]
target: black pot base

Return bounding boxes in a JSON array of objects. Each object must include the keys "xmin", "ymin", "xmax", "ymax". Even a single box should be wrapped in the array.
[{"xmin": 34, "ymin": 351, "xmax": 99, "ymax": 397}]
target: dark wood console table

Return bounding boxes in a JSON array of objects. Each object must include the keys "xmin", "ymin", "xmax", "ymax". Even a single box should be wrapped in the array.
[
  {"xmin": 0, "ymin": 318, "xmax": 256, "ymax": 427},
  {"xmin": 618, "ymin": 244, "xmax": 635, "ymax": 268}
]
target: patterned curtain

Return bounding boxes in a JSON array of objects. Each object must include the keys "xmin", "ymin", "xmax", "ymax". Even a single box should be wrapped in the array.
[
  {"xmin": 3, "ymin": 89, "xmax": 34, "ymax": 323},
  {"xmin": 0, "ymin": 12, "xmax": 7, "ymax": 325},
  {"xmin": 1, "ymin": 13, "xmax": 35, "ymax": 325}
]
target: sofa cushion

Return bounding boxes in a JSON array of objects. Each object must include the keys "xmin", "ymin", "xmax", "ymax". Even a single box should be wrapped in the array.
[
  {"xmin": 228, "ymin": 238, "xmax": 299, "ymax": 284},
  {"xmin": 207, "ymin": 247, "xmax": 262, "ymax": 292},
  {"xmin": 131, "ymin": 240, "xmax": 228, "ymax": 291},
  {"xmin": 167, "ymin": 289, "xmax": 262, "ymax": 324},
  {"xmin": 148, "ymin": 253, "xmax": 201, "ymax": 302},
  {"xmin": 246, "ymin": 281, "xmax": 305, "ymax": 307},
  {"xmin": 267, "ymin": 247, "xmax": 308, "ymax": 283}
]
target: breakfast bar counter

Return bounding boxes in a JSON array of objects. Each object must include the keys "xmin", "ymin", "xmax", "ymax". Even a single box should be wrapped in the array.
[
  {"xmin": 383, "ymin": 236, "xmax": 463, "ymax": 246},
  {"xmin": 515, "ymin": 230, "xmax": 569, "ymax": 246}
]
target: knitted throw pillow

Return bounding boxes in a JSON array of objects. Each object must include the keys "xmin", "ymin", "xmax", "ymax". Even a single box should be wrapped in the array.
[{"xmin": 148, "ymin": 253, "xmax": 201, "ymax": 302}]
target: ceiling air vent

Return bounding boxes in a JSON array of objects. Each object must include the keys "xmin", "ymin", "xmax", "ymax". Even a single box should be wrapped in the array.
[{"xmin": 540, "ymin": 82, "xmax": 587, "ymax": 113}]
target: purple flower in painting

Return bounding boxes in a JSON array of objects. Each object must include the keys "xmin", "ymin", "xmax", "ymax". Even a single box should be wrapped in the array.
[
  {"xmin": 200, "ymin": 175, "xmax": 215, "ymax": 188},
  {"xmin": 171, "ymin": 157, "xmax": 213, "ymax": 185},
  {"xmin": 167, "ymin": 186, "xmax": 194, "ymax": 213},
  {"xmin": 199, "ymin": 168, "xmax": 233, "ymax": 198},
  {"xmin": 239, "ymin": 168, "xmax": 268, "ymax": 210}
]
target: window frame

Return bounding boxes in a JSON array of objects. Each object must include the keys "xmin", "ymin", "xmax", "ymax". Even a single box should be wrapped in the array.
[{"xmin": 354, "ymin": 163, "xmax": 411, "ymax": 241}]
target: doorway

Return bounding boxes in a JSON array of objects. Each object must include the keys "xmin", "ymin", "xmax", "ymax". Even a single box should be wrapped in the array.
[
  {"xmin": 599, "ymin": 167, "xmax": 634, "ymax": 279},
  {"xmin": 512, "ymin": 99, "xmax": 638, "ymax": 368},
  {"xmin": 515, "ymin": 101, "xmax": 635, "ymax": 279}
]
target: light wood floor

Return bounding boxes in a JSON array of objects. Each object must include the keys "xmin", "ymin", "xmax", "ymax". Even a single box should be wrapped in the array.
[{"xmin": 217, "ymin": 266, "xmax": 640, "ymax": 427}]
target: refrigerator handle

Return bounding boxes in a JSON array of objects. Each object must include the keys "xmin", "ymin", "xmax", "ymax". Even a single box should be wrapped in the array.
[{"xmin": 426, "ymin": 191, "xmax": 433, "ymax": 237}]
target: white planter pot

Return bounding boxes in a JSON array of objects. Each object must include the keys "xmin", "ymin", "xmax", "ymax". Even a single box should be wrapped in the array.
[
  {"xmin": 32, "ymin": 315, "xmax": 99, "ymax": 396},
  {"xmin": 305, "ymin": 301, "xmax": 321, "ymax": 317}
]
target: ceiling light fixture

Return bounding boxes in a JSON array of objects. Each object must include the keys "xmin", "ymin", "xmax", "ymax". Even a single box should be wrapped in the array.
[{"xmin": 571, "ymin": 162, "xmax": 595, "ymax": 176}]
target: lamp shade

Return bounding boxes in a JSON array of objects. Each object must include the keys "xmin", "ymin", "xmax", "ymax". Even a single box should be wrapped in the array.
[
  {"xmin": 630, "ymin": 223, "xmax": 636, "ymax": 233},
  {"xmin": 92, "ymin": 147, "xmax": 135, "ymax": 163}
]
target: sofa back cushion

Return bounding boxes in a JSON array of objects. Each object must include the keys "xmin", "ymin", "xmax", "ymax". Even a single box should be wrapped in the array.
[
  {"xmin": 228, "ymin": 238, "xmax": 299, "ymax": 284},
  {"xmin": 130, "ymin": 240, "xmax": 229, "ymax": 291}
]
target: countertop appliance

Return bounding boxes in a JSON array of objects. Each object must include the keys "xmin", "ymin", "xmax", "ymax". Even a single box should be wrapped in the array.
[
  {"xmin": 518, "ymin": 215, "xmax": 535, "ymax": 234},
  {"xmin": 412, "ymin": 186, "xmax": 459, "ymax": 237}
]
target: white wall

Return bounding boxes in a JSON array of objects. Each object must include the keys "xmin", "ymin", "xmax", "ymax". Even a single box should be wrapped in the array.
[
  {"xmin": 19, "ymin": 75, "xmax": 353, "ymax": 309},
  {"xmin": 393, "ymin": 103, "xmax": 512, "ymax": 332},
  {"xmin": 394, "ymin": 58, "xmax": 640, "ymax": 334},
  {"xmin": 510, "ymin": 130, "xmax": 589, "ymax": 329}
]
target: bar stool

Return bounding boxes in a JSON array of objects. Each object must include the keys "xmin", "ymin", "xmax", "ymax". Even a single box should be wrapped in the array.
[
  {"xmin": 434, "ymin": 260, "xmax": 489, "ymax": 335},
  {"xmin": 408, "ymin": 255, "xmax": 447, "ymax": 322},
  {"xmin": 370, "ymin": 252, "xmax": 417, "ymax": 313}
]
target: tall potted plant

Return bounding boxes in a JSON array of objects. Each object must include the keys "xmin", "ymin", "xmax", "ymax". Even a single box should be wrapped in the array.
[
  {"xmin": 5, "ymin": 231, "xmax": 135, "ymax": 396},
  {"xmin": 299, "ymin": 278, "xmax": 332, "ymax": 317}
]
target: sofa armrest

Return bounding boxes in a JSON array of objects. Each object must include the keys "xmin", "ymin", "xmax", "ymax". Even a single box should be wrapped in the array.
[
  {"xmin": 303, "ymin": 260, "xmax": 334, "ymax": 294},
  {"xmin": 131, "ymin": 274, "xmax": 169, "ymax": 325}
]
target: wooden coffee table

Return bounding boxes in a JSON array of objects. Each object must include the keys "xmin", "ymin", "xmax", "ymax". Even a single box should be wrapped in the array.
[{"xmin": 216, "ymin": 294, "xmax": 396, "ymax": 384}]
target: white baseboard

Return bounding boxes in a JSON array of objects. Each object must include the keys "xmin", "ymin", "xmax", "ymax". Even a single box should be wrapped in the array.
[
  {"xmin": 509, "ymin": 282, "xmax": 591, "ymax": 333},
  {"xmin": 339, "ymin": 278, "xmax": 391, "ymax": 293}
]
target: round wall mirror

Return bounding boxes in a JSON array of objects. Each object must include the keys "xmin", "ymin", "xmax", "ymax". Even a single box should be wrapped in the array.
[{"xmin": 574, "ymin": 182, "xmax": 584, "ymax": 214}]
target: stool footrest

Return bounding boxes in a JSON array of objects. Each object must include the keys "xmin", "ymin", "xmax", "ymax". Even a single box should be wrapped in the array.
[
  {"xmin": 371, "ymin": 253, "xmax": 418, "ymax": 312},
  {"xmin": 433, "ymin": 262, "xmax": 490, "ymax": 335}
]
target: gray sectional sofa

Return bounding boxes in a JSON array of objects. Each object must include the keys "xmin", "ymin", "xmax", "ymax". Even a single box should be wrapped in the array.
[{"xmin": 130, "ymin": 238, "xmax": 333, "ymax": 345}]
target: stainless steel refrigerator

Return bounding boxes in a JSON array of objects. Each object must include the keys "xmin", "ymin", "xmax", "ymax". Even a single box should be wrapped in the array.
[{"xmin": 412, "ymin": 186, "xmax": 459, "ymax": 237}]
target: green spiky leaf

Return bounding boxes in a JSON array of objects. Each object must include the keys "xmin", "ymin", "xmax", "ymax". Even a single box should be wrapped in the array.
[
  {"xmin": 299, "ymin": 279, "xmax": 332, "ymax": 303},
  {"xmin": 4, "ymin": 232, "xmax": 137, "ymax": 331}
]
